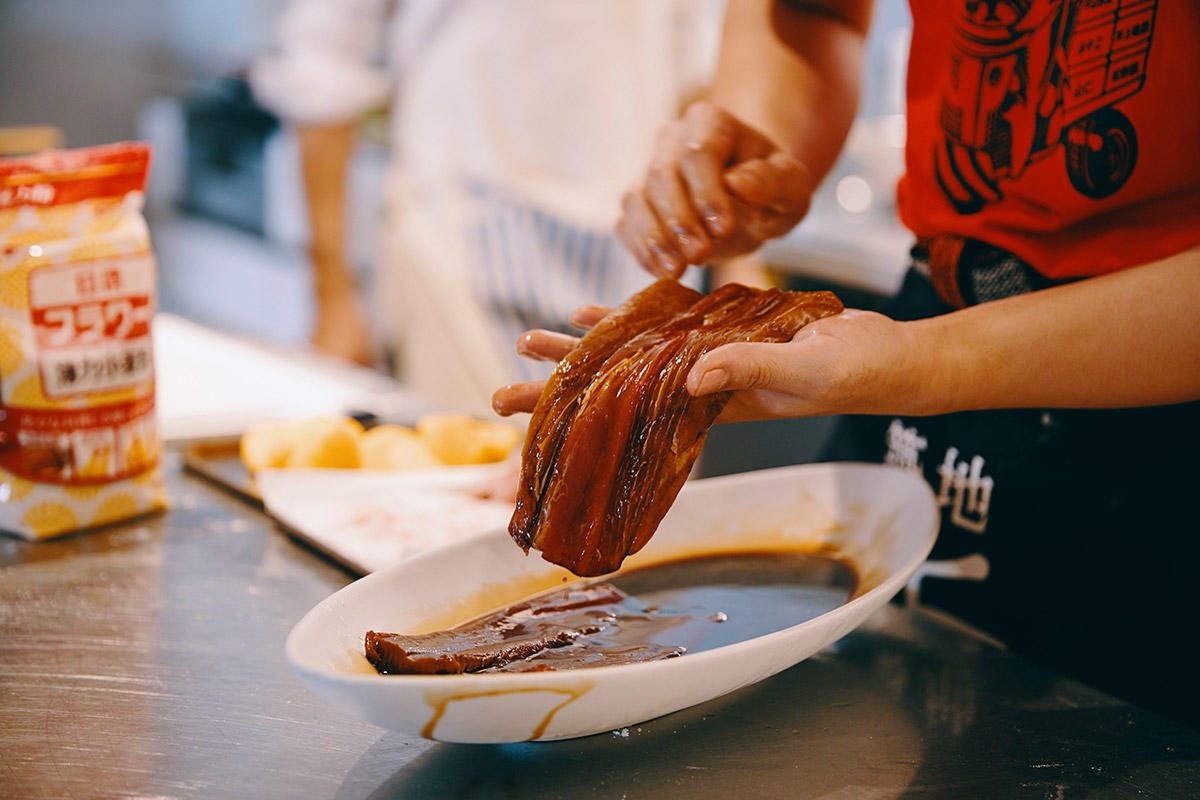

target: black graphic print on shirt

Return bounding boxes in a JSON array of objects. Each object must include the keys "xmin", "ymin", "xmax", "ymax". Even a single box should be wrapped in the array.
[{"xmin": 934, "ymin": 0, "xmax": 1159, "ymax": 214}]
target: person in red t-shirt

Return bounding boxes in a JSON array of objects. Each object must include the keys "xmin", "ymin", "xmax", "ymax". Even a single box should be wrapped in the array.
[{"xmin": 495, "ymin": 0, "xmax": 1200, "ymax": 728}]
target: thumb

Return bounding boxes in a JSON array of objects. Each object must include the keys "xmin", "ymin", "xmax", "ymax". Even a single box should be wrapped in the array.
[
  {"xmin": 686, "ymin": 341, "xmax": 791, "ymax": 396},
  {"xmin": 723, "ymin": 152, "xmax": 812, "ymax": 214}
]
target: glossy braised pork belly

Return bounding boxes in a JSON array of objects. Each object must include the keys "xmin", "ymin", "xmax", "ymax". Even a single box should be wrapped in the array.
[
  {"xmin": 509, "ymin": 280, "xmax": 843, "ymax": 576},
  {"xmin": 364, "ymin": 583, "xmax": 685, "ymax": 674}
]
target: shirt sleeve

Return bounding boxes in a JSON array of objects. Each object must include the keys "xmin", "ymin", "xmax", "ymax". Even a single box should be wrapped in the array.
[{"xmin": 249, "ymin": 0, "xmax": 393, "ymax": 124}]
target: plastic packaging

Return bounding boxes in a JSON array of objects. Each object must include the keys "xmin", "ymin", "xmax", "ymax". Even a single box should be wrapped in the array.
[{"xmin": 0, "ymin": 142, "xmax": 167, "ymax": 539}]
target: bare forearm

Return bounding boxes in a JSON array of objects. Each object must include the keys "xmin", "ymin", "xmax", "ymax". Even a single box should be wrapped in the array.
[
  {"xmin": 296, "ymin": 122, "xmax": 375, "ymax": 363},
  {"xmin": 297, "ymin": 122, "xmax": 356, "ymax": 294},
  {"xmin": 913, "ymin": 249, "xmax": 1200, "ymax": 414},
  {"xmin": 710, "ymin": 0, "xmax": 870, "ymax": 185}
]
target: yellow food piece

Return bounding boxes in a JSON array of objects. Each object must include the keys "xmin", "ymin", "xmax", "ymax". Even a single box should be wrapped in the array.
[
  {"xmin": 359, "ymin": 425, "xmax": 441, "ymax": 471},
  {"xmin": 239, "ymin": 421, "xmax": 298, "ymax": 472},
  {"xmin": 239, "ymin": 417, "xmax": 364, "ymax": 473},
  {"xmin": 285, "ymin": 425, "xmax": 361, "ymax": 469},
  {"xmin": 238, "ymin": 414, "xmax": 520, "ymax": 473},
  {"xmin": 416, "ymin": 414, "xmax": 521, "ymax": 466}
]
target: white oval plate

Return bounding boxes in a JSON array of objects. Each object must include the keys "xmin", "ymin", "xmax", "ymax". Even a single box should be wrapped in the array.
[{"xmin": 286, "ymin": 463, "xmax": 937, "ymax": 743}]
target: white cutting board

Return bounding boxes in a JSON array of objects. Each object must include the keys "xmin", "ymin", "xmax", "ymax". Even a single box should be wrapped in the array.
[{"xmin": 256, "ymin": 465, "xmax": 515, "ymax": 575}]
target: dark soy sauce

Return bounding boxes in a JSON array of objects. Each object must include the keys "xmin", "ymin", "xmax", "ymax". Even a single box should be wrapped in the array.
[
  {"xmin": 612, "ymin": 551, "xmax": 858, "ymax": 651},
  {"xmin": 483, "ymin": 552, "xmax": 857, "ymax": 673}
]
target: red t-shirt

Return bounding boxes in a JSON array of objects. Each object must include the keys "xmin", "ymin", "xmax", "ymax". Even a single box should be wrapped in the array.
[{"xmin": 897, "ymin": 0, "xmax": 1200, "ymax": 278}]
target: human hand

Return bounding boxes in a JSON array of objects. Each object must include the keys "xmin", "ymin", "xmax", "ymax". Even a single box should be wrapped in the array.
[
  {"xmin": 493, "ymin": 307, "xmax": 923, "ymax": 423},
  {"xmin": 685, "ymin": 310, "xmax": 922, "ymax": 421},
  {"xmin": 617, "ymin": 100, "xmax": 814, "ymax": 278},
  {"xmin": 312, "ymin": 282, "xmax": 374, "ymax": 367},
  {"xmin": 492, "ymin": 304, "xmax": 610, "ymax": 416}
]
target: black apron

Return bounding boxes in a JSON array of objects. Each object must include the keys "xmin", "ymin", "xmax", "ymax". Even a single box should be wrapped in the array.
[{"xmin": 822, "ymin": 249, "xmax": 1200, "ymax": 730}]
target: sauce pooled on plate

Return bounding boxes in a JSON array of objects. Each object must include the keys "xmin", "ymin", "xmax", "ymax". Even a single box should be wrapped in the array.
[{"xmin": 365, "ymin": 551, "xmax": 857, "ymax": 675}]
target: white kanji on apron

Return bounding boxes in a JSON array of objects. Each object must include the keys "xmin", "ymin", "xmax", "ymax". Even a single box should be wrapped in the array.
[
  {"xmin": 884, "ymin": 418, "xmax": 927, "ymax": 472},
  {"xmin": 934, "ymin": 447, "xmax": 994, "ymax": 534},
  {"xmin": 886, "ymin": 419, "xmax": 997, "ymax": 607}
]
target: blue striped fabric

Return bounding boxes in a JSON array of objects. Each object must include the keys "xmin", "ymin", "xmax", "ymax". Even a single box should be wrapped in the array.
[{"xmin": 465, "ymin": 181, "xmax": 652, "ymax": 382}]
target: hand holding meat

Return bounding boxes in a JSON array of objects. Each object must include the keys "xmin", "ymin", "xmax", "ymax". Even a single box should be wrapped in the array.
[
  {"xmin": 494, "ymin": 303, "xmax": 922, "ymax": 424},
  {"xmin": 685, "ymin": 308, "xmax": 923, "ymax": 421},
  {"xmin": 500, "ymin": 281, "xmax": 842, "ymax": 576}
]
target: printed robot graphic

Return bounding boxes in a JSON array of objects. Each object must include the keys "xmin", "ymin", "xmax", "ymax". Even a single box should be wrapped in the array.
[{"xmin": 936, "ymin": 0, "xmax": 1158, "ymax": 213}]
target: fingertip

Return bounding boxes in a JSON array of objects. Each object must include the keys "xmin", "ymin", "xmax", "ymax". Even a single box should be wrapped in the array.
[
  {"xmin": 644, "ymin": 259, "xmax": 669, "ymax": 279},
  {"xmin": 570, "ymin": 304, "xmax": 610, "ymax": 328},
  {"xmin": 491, "ymin": 387, "xmax": 513, "ymax": 416},
  {"xmin": 515, "ymin": 332, "xmax": 536, "ymax": 356},
  {"xmin": 689, "ymin": 367, "xmax": 728, "ymax": 396},
  {"xmin": 724, "ymin": 165, "xmax": 761, "ymax": 193},
  {"xmin": 694, "ymin": 199, "xmax": 734, "ymax": 237},
  {"xmin": 724, "ymin": 164, "xmax": 771, "ymax": 206},
  {"xmin": 687, "ymin": 352, "xmax": 727, "ymax": 395},
  {"xmin": 649, "ymin": 246, "xmax": 684, "ymax": 277},
  {"xmin": 704, "ymin": 211, "xmax": 733, "ymax": 238},
  {"xmin": 768, "ymin": 150, "xmax": 807, "ymax": 172},
  {"xmin": 624, "ymin": 241, "xmax": 658, "ymax": 276},
  {"xmin": 671, "ymin": 225, "xmax": 712, "ymax": 263},
  {"xmin": 688, "ymin": 350, "xmax": 714, "ymax": 383},
  {"xmin": 768, "ymin": 152, "xmax": 814, "ymax": 211}
]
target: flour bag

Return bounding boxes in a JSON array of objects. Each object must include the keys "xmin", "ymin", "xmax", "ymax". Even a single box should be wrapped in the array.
[{"xmin": 0, "ymin": 143, "xmax": 167, "ymax": 539}]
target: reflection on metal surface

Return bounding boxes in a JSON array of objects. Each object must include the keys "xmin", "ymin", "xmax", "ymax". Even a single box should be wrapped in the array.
[
  {"xmin": 0, "ymin": 526, "xmax": 164, "ymax": 799},
  {"xmin": 0, "ymin": 463, "xmax": 385, "ymax": 798},
  {"xmin": 3, "ymin": 462, "xmax": 1200, "ymax": 799}
]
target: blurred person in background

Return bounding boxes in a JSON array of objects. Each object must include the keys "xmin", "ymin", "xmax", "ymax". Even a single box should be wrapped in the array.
[
  {"xmin": 252, "ymin": 0, "xmax": 754, "ymax": 418},
  {"xmin": 500, "ymin": 0, "xmax": 1200, "ymax": 727}
]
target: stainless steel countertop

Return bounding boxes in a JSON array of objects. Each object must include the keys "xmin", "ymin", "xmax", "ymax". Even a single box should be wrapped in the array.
[{"xmin": 3, "ymin": 455, "xmax": 1198, "ymax": 799}]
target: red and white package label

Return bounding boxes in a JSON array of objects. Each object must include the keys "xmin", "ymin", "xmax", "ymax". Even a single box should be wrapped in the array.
[
  {"xmin": 28, "ymin": 255, "xmax": 155, "ymax": 308},
  {"xmin": 38, "ymin": 340, "xmax": 154, "ymax": 396},
  {"xmin": 28, "ymin": 254, "xmax": 155, "ymax": 397}
]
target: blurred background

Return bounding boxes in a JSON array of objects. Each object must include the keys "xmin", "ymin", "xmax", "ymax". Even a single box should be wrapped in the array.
[
  {"xmin": 2, "ymin": 0, "xmax": 315, "ymax": 344},
  {"xmin": 0, "ymin": 0, "xmax": 914, "ymax": 470}
]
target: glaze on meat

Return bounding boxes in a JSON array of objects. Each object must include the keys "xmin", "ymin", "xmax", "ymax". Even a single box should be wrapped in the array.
[
  {"xmin": 509, "ymin": 280, "xmax": 843, "ymax": 576},
  {"xmin": 364, "ymin": 583, "xmax": 684, "ymax": 674}
]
